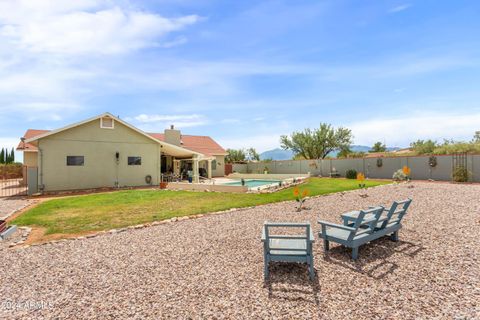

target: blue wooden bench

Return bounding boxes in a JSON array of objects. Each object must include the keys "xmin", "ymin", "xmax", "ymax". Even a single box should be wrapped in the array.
[
  {"xmin": 262, "ymin": 222, "xmax": 315, "ymax": 280},
  {"xmin": 318, "ymin": 199, "xmax": 412, "ymax": 260}
]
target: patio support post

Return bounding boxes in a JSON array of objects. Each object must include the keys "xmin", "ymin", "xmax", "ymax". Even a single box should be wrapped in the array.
[
  {"xmin": 207, "ymin": 159, "xmax": 212, "ymax": 179},
  {"xmin": 193, "ymin": 156, "xmax": 200, "ymax": 183}
]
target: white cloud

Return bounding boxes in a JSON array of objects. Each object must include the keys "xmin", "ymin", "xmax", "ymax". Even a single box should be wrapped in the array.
[
  {"xmin": 0, "ymin": 1, "xmax": 201, "ymax": 55},
  {"xmin": 162, "ymin": 36, "xmax": 188, "ymax": 48},
  {"xmin": 348, "ymin": 111, "xmax": 480, "ymax": 147},
  {"xmin": 389, "ymin": 4, "xmax": 411, "ymax": 13},
  {"xmin": 217, "ymin": 134, "xmax": 282, "ymax": 152},
  {"xmin": 132, "ymin": 114, "xmax": 203, "ymax": 123},
  {"xmin": 220, "ymin": 118, "xmax": 241, "ymax": 124},
  {"xmin": 126, "ymin": 113, "xmax": 208, "ymax": 130}
]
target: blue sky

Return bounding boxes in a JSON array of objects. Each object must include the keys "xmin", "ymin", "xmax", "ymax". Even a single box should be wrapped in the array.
[{"xmin": 1, "ymin": 0, "xmax": 479, "ymax": 160}]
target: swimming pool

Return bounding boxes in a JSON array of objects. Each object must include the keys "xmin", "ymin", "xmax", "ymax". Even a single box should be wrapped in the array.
[{"xmin": 222, "ymin": 179, "xmax": 281, "ymax": 188}]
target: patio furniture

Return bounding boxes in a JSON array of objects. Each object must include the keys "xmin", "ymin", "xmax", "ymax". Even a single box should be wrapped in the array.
[
  {"xmin": 329, "ymin": 167, "xmax": 340, "ymax": 178},
  {"xmin": 318, "ymin": 206, "xmax": 385, "ymax": 260},
  {"xmin": 343, "ymin": 198, "xmax": 412, "ymax": 234},
  {"xmin": 261, "ymin": 222, "xmax": 315, "ymax": 280}
]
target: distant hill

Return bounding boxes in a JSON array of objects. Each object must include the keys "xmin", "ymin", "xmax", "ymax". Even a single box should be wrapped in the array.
[
  {"xmin": 260, "ymin": 146, "xmax": 400, "ymax": 160},
  {"xmin": 259, "ymin": 148, "xmax": 294, "ymax": 160}
]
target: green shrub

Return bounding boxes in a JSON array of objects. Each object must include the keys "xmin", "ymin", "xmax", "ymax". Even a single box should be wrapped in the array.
[
  {"xmin": 452, "ymin": 167, "xmax": 468, "ymax": 182},
  {"xmin": 345, "ymin": 169, "xmax": 357, "ymax": 179},
  {"xmin": 392, "ymin": 169, "xmax": 407, "ymax": 181}
]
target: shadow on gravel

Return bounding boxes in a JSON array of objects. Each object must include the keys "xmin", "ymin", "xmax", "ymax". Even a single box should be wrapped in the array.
[
  {"xmin": 323, "ymin": 237, "xmax": 425, "ymax": 280},
  {"xmin": 265, "ymin": 262, "xmax": 321, "ymax": 306}
]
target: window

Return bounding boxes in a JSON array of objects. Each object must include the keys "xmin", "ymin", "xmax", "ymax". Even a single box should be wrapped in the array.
[
  {"xmin": 100, "ymin": 117, "xmax": 114, "ymax": 129},
  {"xmin": 128, "ymin": 156, "xmax": 142, "ymax": 165},
  {"xmin": 67, "ymin": 156, "xmax": 84, "ymax": 166},
  {"xmin": 211, "ymin": 160, "xmax": 217, "ymax": 170}
]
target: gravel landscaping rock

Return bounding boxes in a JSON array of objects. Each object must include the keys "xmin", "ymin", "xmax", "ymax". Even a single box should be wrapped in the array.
[
  {"xmin": 0, "ymin": 198, "xmax": 34, "ymax": 220},
  {"xmin": 0, "ymin": 182, "xmax": 478, "ymax": 319}
]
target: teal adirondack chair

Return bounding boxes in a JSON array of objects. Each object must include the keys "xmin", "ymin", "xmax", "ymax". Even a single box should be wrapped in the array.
[
  {"xmin": 319, "ymin": 199, "xmax": 412, "ymax": 260},
  {"xmin": 262, "ymin": 222, "xmax": 315, "ymax": 280},
  {"xmin": 318, "ymin": 207, "xmax": 384, "ymax": 260},
  {"xmin": 372, "ymin": 198, "xmax": 412, "ymax": 241}
]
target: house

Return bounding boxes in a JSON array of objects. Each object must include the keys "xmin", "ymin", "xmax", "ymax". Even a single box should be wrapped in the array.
[{"xmin": 17, "ymin": 113, "xmax": 227, "ymax": 192}]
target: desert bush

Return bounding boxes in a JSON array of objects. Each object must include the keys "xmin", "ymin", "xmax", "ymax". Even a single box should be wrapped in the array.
[
  {"xmin": 0, "ymin": 163, "xmax": 23, "ymax": 179},
  {"xmin": 452, "ymin": 167, "xmax": 469, "ymax": 182},
  {"xmin": 346, "ymin": 169, "xmax": 357, "ymax": 179},
  {"xmin": 393, "ymin": 169, "xmax": 407, "ymax": 181},
  {"xmin": 433, "ymin": 142, "xmax": 480, "ymax": 155}
]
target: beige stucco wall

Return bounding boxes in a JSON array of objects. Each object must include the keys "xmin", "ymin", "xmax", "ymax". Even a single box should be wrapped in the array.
[
  {"xmin": 23, "ymin": 152, "xmax": 38, "ymax": 167},
  {"xmin": 212, "ymin": 155, "xmax": 225, "ymax": 177},
  {"xmin": 37, "ymin": 119, "xmax": 161, "ymax": 191}
]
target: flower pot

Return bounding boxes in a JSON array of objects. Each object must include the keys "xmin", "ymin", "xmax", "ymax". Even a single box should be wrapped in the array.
[{"xmin": 159, "ymin": 182, "xmax": 168, "ymax": 189}]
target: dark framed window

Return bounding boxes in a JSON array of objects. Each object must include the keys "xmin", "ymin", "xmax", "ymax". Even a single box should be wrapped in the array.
[
  {"xmin": 67, "ymin": 156, "xmax": 84, "ymax": 166},
  {"xmin": 128, "ymin": 156, "xmax": 142, "ymax": 165}
]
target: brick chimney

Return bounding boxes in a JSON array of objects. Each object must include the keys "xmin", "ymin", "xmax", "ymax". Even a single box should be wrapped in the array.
[{"xmin": 164, "ymin": 125, "xmax": 181, "ymax": 146}]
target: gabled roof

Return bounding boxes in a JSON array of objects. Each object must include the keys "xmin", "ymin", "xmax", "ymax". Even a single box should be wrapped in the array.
[
  {"xmin": 17, "ymin": 113, "xmax": 225, "ymax": 158},
  {"xmin": 18, "ymin": 113, "xmax": 203, "ymax": 157},
  {"xmin": 148, "ymin": 133, "xmax": 227, "ymax": 156},
  {"xmin": 16, "ymin": 129, "xmax": 50, "ymax": 152}
]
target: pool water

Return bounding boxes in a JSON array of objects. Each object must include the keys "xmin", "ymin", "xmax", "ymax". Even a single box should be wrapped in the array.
[{"xmin": 222, "ymin": 179, "xmax": 281, "ymax": 188}]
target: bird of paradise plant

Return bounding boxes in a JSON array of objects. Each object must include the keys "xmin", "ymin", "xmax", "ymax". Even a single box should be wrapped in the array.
[
  {"xmin": 403, "ymin": 166, "xmax": 411, "ymax": 181},
  {"xmin": 357, "ymin": 172, "xmax": 366, "ymax": 188},
  {"xmin": 293, "ymin": 186, "xmax": 309, "ymax": 211}
]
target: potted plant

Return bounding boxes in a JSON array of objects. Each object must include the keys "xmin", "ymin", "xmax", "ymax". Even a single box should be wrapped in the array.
[{"xmin": 160, "ymin": 181, "xmax": 168, "ymax": 189}]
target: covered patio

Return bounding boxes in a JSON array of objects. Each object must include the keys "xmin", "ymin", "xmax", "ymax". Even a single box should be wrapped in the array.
[{"xmin": 159, "ymin": 143, "xmax": 216, "ymax": 183}]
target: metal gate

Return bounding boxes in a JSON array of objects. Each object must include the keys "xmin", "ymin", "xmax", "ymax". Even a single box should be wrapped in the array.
[
  {"xmin": 225, "ymin": 163, "xmax": 233, "ymax": 176},
  {"xmin": 452, "ymin": 153, "xmax": 468, "ymax": 182},
  {"xmin": 0, "ymin": 164, "xmax": 28, "ymax": 197}
]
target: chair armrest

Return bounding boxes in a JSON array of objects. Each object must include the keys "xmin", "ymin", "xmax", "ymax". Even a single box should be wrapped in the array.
[
  {"xmin": 261, "ymin": 226, "xmax": 266, "ymax": 242},
  {"xmin": 318, "ymin": 220, "xmax": 355, "ymax": 232},
  {"xmin": 309, "ymin": 228, "xmax": 315, "ymax": 242}
]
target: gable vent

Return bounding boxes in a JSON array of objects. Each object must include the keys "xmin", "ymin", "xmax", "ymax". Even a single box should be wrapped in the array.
[{"xmin": 100, "ymin": 117, "xmax": 114, "ymax": 129}]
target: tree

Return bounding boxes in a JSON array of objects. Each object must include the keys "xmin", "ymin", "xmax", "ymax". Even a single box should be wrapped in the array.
[
  {"xmin": 9, "ymin": 148, "xmax": 15, "ymax": 164},
  {"xmin": 246, "ymin": 148, "xmax": 260, "ymax": 161},
  {"xmin": 410, "ymin": 139, "xmax": 437, "ymax": 154},
  {"xmin": 474, "ymin": 131, "xmax": 480, "ymax": 143},
  {"xmin": 370, "ymin": 141, "xmax": 386, "ymax": 153},
  {"xmin": 0, "ymin": 148, "xmax": 4, "ymax": 164},
  {"xmin": 337, "ymin": 146, "xmax": 352, "ymax": 158},
  {"xmin": 225, "ymin": 149, "xmax": 246, "ymax": 163},
  {"xmin": 280, "ymin": 123, "xmax": 353, "ymax": 159}
]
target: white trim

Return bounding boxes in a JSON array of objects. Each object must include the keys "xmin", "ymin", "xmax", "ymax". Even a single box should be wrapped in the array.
[
  {"xmin": 25, "ymin": 112, "xmax": 203, "ymax": 157},
  {"xmin": 100, "ymin": 117, "xmax": 115, "ymax": 129}
]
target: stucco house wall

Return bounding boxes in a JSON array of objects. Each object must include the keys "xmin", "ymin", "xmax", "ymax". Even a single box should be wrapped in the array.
[
  {"xmin": 38, "ymin": 119, "xmax": 160, "ymax": 191},
  {"xmin": 212, "ymin": 155, "xmax": 225, "ymax": 177},
  {"xmin": 23, "ymin": 152, "xmax": 38, "ymax": 167}
]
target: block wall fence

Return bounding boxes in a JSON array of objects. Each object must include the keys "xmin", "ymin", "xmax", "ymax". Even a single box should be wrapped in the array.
[{"xmin": 232, "ymin": 154, "xmax": 480, "ymax": 182}]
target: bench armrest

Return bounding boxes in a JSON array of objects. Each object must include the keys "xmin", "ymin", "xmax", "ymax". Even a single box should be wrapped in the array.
[
  {"xmin": 318, "ymin": 220, "xmax": 355, "ymax": 232},
  {"xmin": 261, "ymin": 226, "xmax": 266, "ymax": 242}
]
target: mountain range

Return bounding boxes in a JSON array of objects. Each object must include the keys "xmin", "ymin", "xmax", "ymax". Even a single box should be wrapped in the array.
[{"xmin": 259, "ymin": 146, "xmax": 400, "ymax": 160}]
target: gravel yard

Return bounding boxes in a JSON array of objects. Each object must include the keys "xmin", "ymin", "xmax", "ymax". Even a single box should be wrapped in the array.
[
  {"xmin": 1, "ymin": 182, "xmax": 479, "ymax": 319},
  {"xmin": 0, "ymin": 198, "xmax": 33, "ymax": 220}
]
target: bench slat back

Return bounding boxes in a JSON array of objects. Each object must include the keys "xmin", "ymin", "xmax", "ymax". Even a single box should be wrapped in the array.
[{"xmin": 380, "ymin": 198, "xmax": 412, "ymax": 228}]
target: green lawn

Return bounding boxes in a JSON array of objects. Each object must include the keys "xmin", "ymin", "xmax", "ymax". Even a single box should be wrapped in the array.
[{"xmin": 13, "ymin": 178, "xmax": 389, "ymax": 238}]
